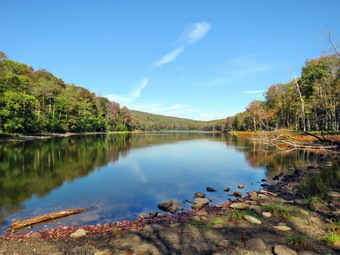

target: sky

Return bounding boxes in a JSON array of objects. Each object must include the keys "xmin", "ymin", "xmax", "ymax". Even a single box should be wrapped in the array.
[{"xmin": 1, "ymin": 0, "xmax": 339, "ymax": 121}]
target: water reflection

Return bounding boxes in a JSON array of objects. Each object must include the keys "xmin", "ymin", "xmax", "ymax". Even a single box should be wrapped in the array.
[{"xmin": 0, "ymin": 132, "xmax": 322, "ymax": 232}]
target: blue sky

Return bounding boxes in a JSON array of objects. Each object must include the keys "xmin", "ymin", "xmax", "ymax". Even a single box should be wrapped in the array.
[{"xmin": 1, "ymin": 0, "xmax": 339, "ymax": 120}]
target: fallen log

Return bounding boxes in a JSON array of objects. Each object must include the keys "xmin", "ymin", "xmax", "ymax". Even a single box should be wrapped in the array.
[{"xmin": 7, "ymin": 207, "xmax": 92, "ymax": 232}]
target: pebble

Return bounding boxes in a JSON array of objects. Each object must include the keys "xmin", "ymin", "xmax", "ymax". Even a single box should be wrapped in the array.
[
  {"xmin": 273, "ymin": 245, "xmax": 297, "ymax": 255},
  {"xmin": 246, "ymin": 238, "xmax": 266, "ymax": 250},
  {"xmin": 230, "ymin": 203, "xmax": 249, "ymax": 209},
  {"xmin": 70, "ymin": 228, "xmax": 87, "ymax": 238},
  {"xmin": 272, "ymin": 225, "xmax": 292, "ymax": 231},
  {"xmin": 237, "ymin": 184, "xmax": 245, "ymax": 189},
  {"xmin": 262, "ymin": 212, "xmax": 272, "ymax": 217},
  {"xmin": 244, "ymin": 215, "xmax": 262, "ymax": 225}
]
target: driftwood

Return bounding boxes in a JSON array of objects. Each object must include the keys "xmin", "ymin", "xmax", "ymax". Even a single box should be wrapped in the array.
[{"xmin": 7, "ymin": 207, "xmax": 91, "ymax": 232}]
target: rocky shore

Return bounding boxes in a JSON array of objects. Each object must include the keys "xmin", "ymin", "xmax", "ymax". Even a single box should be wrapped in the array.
[{"xmin": 1, "ymin": 165, "xmax": 339, "ymax": 255}]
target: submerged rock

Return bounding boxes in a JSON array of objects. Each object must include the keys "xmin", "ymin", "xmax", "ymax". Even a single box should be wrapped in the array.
[
  {"xmin": 158, "ymin": 200, "xmax": 183, "ymax": 213},
  {"xmin": 206, "ymin": 187, "xmax": 217, "ymax": 192},
  {"xmin": 223, "ymin": 187, "xmax": 230, "ymax": 192},
  {"xmin": 194, "ymin": 192, "xmax": 206, "ymax": 198}
]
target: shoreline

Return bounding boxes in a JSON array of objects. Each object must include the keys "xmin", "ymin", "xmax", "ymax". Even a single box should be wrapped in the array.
[{"xmin": 1, "ymin": 165, "xmax": 339, "ymax": 254}]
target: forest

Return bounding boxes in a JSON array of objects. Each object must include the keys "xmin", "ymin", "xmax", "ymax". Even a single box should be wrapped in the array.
[
  {"xmin": 223, "ymin": 53, "xmax": 340, "ymax": 132},
  {"xmin": 1, "ymin": 50, "xmax": 339, "ymax": 134},
  {"xmin": 0, "ymin": 51, "xmax": 222, "ymax": 134}
]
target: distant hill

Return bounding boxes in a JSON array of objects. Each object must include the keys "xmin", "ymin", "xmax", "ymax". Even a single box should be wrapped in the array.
[{"xmin": 130, "ymin": 110, "xmax": 224, "ymax": 131}]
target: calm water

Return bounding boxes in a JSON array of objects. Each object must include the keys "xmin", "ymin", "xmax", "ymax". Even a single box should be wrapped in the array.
[{"xmin": 0, "ymin": 132, "xmax": 321, "ymax": 234}]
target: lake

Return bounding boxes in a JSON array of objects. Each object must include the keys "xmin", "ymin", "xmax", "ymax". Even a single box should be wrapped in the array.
[{"xmin": 0, "ymin": 132, "xmax": 320, "ymax": 234}]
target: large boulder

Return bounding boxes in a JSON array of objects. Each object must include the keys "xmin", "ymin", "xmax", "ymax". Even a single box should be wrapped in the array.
[{"xmin": 158, "ymin": 200, "xmax": 183, "ymax": 213}]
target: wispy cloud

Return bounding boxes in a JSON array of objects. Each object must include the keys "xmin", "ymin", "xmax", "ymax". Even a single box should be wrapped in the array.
[
  {"xmin": 151, "ymin": 21, "xmax": 211, "ymax": 69},
  {"xmin": 106, "ymin": 78, "xmax": 148, "ymax": 104},
  {"xmin": 243, "ymin": 90, "xmax": 266, "ymax": 94},
  {"xmin": 185, "ymin": 22, "xmax": 211, "ymax": 44},
  {"xmin": 151, "ymin": 46, "xmax": 185, "ymax": 69}
]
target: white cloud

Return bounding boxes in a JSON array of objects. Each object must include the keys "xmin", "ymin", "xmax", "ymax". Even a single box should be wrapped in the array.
[
  {"xmin": 185, "ymin": 22, "xmax": 211, "ymax": 44},
  {"xmin": 243, "ymin": 90, "xmax": 266, "ymax": 94},
  {"xmin": 152, "ymin": 46, "xmax": 185, "ymax": 69},
  {"xmin": 106, "ymin": 78, "xmax": 148, "ymax": 104},
  {"xmin": 151, "ymin": 21, "xmax": 211, "ymax": 69}
]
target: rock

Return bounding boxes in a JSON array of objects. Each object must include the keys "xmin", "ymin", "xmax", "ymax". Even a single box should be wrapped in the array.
[
  {"xmin": 157, "ymin": 213, "xmax": 167, "ymax": 218},
  {"xmin": 223, "ymin": 188, "xmax": 230, "ymax": 192},
  {"xmin": 246, "ymin": 238, "xmax": 266, "ymax": 249},
  {"xmin": 273, "ymin": 175, "xmax": 280, "ymax": 180},
  {"xmin": 234, "ymin": 192, "xmax": 243, "ymax": 197},
  {"xmin": 236, "ymin": 197, "xmax": 243, "ymax": 202},
  {"xmin": 218, "ymin": 239, "xmax": 229, "ymax": 247},
  {"xmin": 158, "ymin": 200, "xmax": 183, "ymax": 213},
  {"xmin": 278, "ymin": 222, "xmax": 286, "ymax": 226},
  {"xmin": 249, "ymin": 201, "xmax": 258, "ymax": 205},
  {"xmin": 206, "ymin": 187, "xmax": 217, "ymax": 192},
  {"xmin": 230, "ymin": 203, "xmax": 249, "ymax": 210},
  {"xmin": 327, "ymin": 191, "xmax": 340, "ymax": 200},
  {"xmin": 262, "ymin": 212, "xmax": 271, "ymax": 217},
  {"xmin": 94, "ymin": 250, "xmax": 113, "ymax": 255},
  {"xmin": 244, "ymin": 215, "xmax": 262, "ymax": 225},
  {"xmin": 237, "ymin": 184, "xmax": 245, "ymax": 189},
  {"xmin": 191, "ymin": 215, "xmax": 201, "ymax": 221},
  {"xmin": 149, "ymin": 211, "xmax": 158, "ymax": 217},
  {"xmin": 192, "ymin": 198, "xmax": 211, "ymax": 209},
  {"xmin": 250, "ymin": 205, "xmax": 262, "ymax": 214},
  {"xmin": 258, "ymin": 194, "xmax": 269, "ymax": 200},
  {"xmin": 272, "ymin": 225, "xmax": 292, "ymax": 231},
  {"xmin": 261, "ymin": 183, "xmax": 270, "ymax": 187},
  {"xmin": 142, "ymin": 225, "xmax": 154, "ymax": 233},
  {"xmin": 273, "ymin": 245, "xmax": 297, "ymax": 255},
  {"xmin": 138, "ymin": 213, "xmax": 150, "ymax": 220},
  {"xmin": 195, "ymin": 211, "xmax": 208, "ymax": 216},
  {"xmin": 133, "ymin": 243, "xmax": 159, "ymax": 255},
  {"xmin": 70, "ymin": 228, "xmax": 87, "ymax": 238},
  {"xmin": 195, "ymin": 192, "xmax": 206, "ymax": 198},
  {"xmin": 261, "ymin": 179, "xmax": 267, "ymax": 182},
  {"xmin": 190, "ymin": 243, "xmax": 215, "ymax": 254},
  {"xmin": 49, "ymin": 253, "xmax": 64, "ymax": 255}
]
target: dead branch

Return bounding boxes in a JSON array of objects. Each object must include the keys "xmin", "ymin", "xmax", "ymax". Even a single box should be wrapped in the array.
[
  {"xmin": 303, "ymin": 131, "xmax": 340, "ymax": 149},
  {"xmin": 7, "ymin": 207, "xmax": 92, "ymax": 232}
]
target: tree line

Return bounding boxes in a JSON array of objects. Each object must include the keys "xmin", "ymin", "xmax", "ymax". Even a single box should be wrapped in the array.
[
  {"xmin": 0, "ymin": 51, "xmax": 224, "ymax": 133},
  {"xmin": 0, "ymin": 51, "xmax": 134, "ymax": 133},
  {"xmin": 223, "ymin": 54, "xmax": 340, "ymax": 132}
]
